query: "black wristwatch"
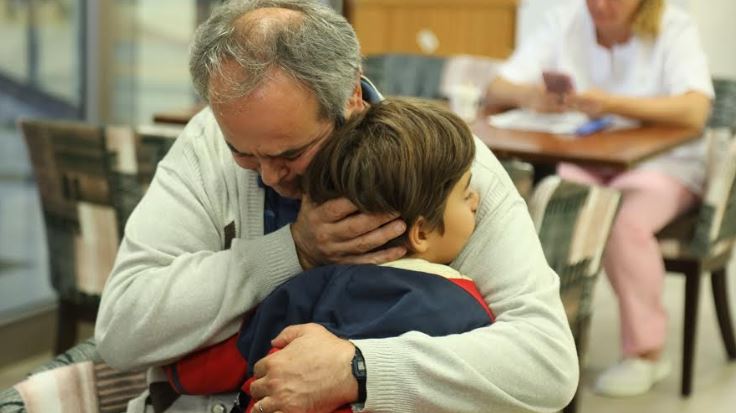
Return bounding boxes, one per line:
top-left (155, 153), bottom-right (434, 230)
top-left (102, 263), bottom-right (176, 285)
top-left (351, 347), bottom-right (367, 403)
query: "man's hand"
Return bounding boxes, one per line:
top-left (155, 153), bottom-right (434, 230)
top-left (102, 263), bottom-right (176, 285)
top-left (250, 324), bottom-right (358, 413)
top-left (291, 196), bottom-right (407, 270)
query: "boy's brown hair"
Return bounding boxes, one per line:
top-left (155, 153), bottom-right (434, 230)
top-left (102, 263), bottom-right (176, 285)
top-left (303, 97), bottom-right (476, 247)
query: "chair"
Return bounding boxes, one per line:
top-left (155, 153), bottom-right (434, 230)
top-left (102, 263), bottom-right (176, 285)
top-left (656, 128), bottom-right (736, 396)
top-left (708, 78), bottom-right (736, 130)
top-left (527, 176), bottom-right (622, 413)
top-left (362, 53), bottom-right (503, 102)
top-left (0, 339), bottom-right (147, 413)
top-left (19, 120), bottom-right (179, 354)
top-left (362, 53), bottom-right (447, 99)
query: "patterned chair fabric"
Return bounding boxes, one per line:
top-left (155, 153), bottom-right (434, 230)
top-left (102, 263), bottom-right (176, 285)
top-left (2, 121), bottom-right (179, 412)
top-left (659, 129), bottom-right (736, 258)
top-left (362, 54), bottom-right (447, 99)
top-left (362, 53), bottom-right (503, 102)
top-left (655, 127), bottom-right (736, 396)
top-left (19, 120), bottom-right (180, 354)
top-left (0, 340), bottom-right (147, 413)
top-left (708, 78), bottom-right (736, 131)
top-left (527, 176), bottom-right (621, 413)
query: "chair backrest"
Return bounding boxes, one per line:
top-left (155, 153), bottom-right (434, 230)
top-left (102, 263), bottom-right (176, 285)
top-left (19, 120), bottom-right (179, 303)
top-left (528, 176), bottom-right (621, 343)
top-left (708, 78), bottom-right (736, 131)
top-left (362, 53), bottom-right (503, 101)
top-left (362, 53), bottom-right (447, 99)
top-left (111, 124), bottom-right (180, 227)
top-left (21, 120), bottom-right (118, 301)
top-left (529, 176), bottom-right (621, 278)
top-left (689, 128), bottom-right (736, 256)
top-left (135, 124), bottom-right (179, 187)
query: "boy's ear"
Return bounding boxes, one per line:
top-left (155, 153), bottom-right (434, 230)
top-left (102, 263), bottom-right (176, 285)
top-left (407, 216), bottom-right (431, 254)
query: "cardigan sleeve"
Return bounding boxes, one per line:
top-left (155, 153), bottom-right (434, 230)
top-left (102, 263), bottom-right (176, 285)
top-left (352, 139), bottom-right (579, 412)
top-left (95, 111), bottom-right (303, 370)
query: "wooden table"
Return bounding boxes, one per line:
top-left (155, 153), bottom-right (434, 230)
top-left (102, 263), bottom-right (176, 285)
top-left (153, 105), bottom-right (204, 125)
top-left (471, 118), bottom-right (702, 170)
top-left (155, 106), bottom-right (702, 171)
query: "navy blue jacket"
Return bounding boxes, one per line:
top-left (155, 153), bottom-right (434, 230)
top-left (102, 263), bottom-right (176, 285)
top-left (166, 264), bottom-right (493, 412)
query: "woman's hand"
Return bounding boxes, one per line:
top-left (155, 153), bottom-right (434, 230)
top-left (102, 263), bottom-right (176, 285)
top-left (571, 89), bottom-right (613, 118)
top-left (523, 85), bottom-right (572, 113)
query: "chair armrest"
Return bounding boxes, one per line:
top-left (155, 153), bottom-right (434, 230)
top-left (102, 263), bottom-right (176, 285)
top-left (1, 339), bottom-right (146, 413)
top-left (0, 387), bottom-right (24, 413)
top-left (29, 338), bottom-right (99, 376)
top-left (0, 339), bottom-right (100, 412)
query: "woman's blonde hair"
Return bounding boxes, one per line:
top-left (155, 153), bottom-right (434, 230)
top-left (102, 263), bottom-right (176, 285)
top-left (632, 0), bottom-right (665, 39)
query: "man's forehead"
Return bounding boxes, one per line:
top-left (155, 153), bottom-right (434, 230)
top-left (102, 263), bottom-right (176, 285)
top-left (210, 66), bottom-right (320, 117)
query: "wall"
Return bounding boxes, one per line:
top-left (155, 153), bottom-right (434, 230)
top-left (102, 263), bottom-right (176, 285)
top-left (687, 0), bottom-right (736, 78)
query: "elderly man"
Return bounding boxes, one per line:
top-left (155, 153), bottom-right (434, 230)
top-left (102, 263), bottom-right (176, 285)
top-left (95, 1), bottom-right (578, 412)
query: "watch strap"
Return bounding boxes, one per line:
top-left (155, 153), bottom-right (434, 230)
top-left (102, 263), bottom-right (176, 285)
top-left (351, 347), bottom-right (367, 403)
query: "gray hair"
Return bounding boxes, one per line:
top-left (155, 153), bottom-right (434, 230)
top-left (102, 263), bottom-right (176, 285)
top-left (189, 0), bottom-right (361, 121)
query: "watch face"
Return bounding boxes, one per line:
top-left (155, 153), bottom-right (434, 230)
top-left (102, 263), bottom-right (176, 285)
top-left (352, 348), bottom-right (368, 403)
top-left (352, 351), bottom-right (367, 378)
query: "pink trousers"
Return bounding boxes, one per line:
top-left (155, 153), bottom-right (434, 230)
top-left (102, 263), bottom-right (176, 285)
top-left (557, 163), bottom-right (698, 356)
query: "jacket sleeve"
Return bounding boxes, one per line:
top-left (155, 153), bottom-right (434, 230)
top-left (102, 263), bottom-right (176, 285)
top-left (95, 112), bottom-right (303, 370)
top-left (352, 139), bottom-right (579, 412)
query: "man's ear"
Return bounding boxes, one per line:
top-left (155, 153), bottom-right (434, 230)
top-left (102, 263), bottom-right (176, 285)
top-left (345, 78), bottom-right (364, 114)
top-left (407, 217), bottom-right (431, 254)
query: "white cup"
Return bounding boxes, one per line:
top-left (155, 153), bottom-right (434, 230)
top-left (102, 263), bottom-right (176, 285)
top-left (448, 84), bottom-right (482, 122)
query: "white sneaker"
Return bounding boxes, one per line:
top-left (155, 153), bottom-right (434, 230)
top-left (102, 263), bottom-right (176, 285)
top-left (594, 357), bottom-right (671, 397)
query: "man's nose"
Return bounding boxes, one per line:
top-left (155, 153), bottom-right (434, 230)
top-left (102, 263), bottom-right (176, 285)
top-left (260, 159), bottom-right (287, 186)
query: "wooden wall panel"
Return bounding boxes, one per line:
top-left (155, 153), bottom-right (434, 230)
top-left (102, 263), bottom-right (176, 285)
top-left (351, 0), bottom-right (517, 59)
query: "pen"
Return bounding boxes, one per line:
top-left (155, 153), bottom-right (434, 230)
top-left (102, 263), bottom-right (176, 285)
top-left (575, 117), bottom-right (614, 136)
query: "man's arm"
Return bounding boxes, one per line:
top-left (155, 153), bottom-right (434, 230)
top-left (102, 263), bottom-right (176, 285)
top-left (351, 140), bottom-right (578, 411)
top-left (95, 112), bottom-right (302, 370)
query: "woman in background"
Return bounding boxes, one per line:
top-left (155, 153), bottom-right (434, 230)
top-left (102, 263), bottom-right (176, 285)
top-left (485, 0), bottom-right (713, 397)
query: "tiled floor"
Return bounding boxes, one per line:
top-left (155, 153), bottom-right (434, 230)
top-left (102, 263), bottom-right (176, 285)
top-left (581, 261), bottom-right (736, 413)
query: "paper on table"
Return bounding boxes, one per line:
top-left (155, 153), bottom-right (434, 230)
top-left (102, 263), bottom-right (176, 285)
top-left (488, 109), bottom-right (639, 137)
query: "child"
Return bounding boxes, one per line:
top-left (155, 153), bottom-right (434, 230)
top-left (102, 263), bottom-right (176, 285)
top-left (164, 98), bottom-right (492, 412)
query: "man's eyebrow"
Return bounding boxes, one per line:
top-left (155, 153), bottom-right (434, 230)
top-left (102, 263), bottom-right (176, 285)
top-left (225, 140), bottom-right (249, 156)
top-left (224, 139), bottom-right (314, 159)
top-left (275, 139), bottom-right (316, 158)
